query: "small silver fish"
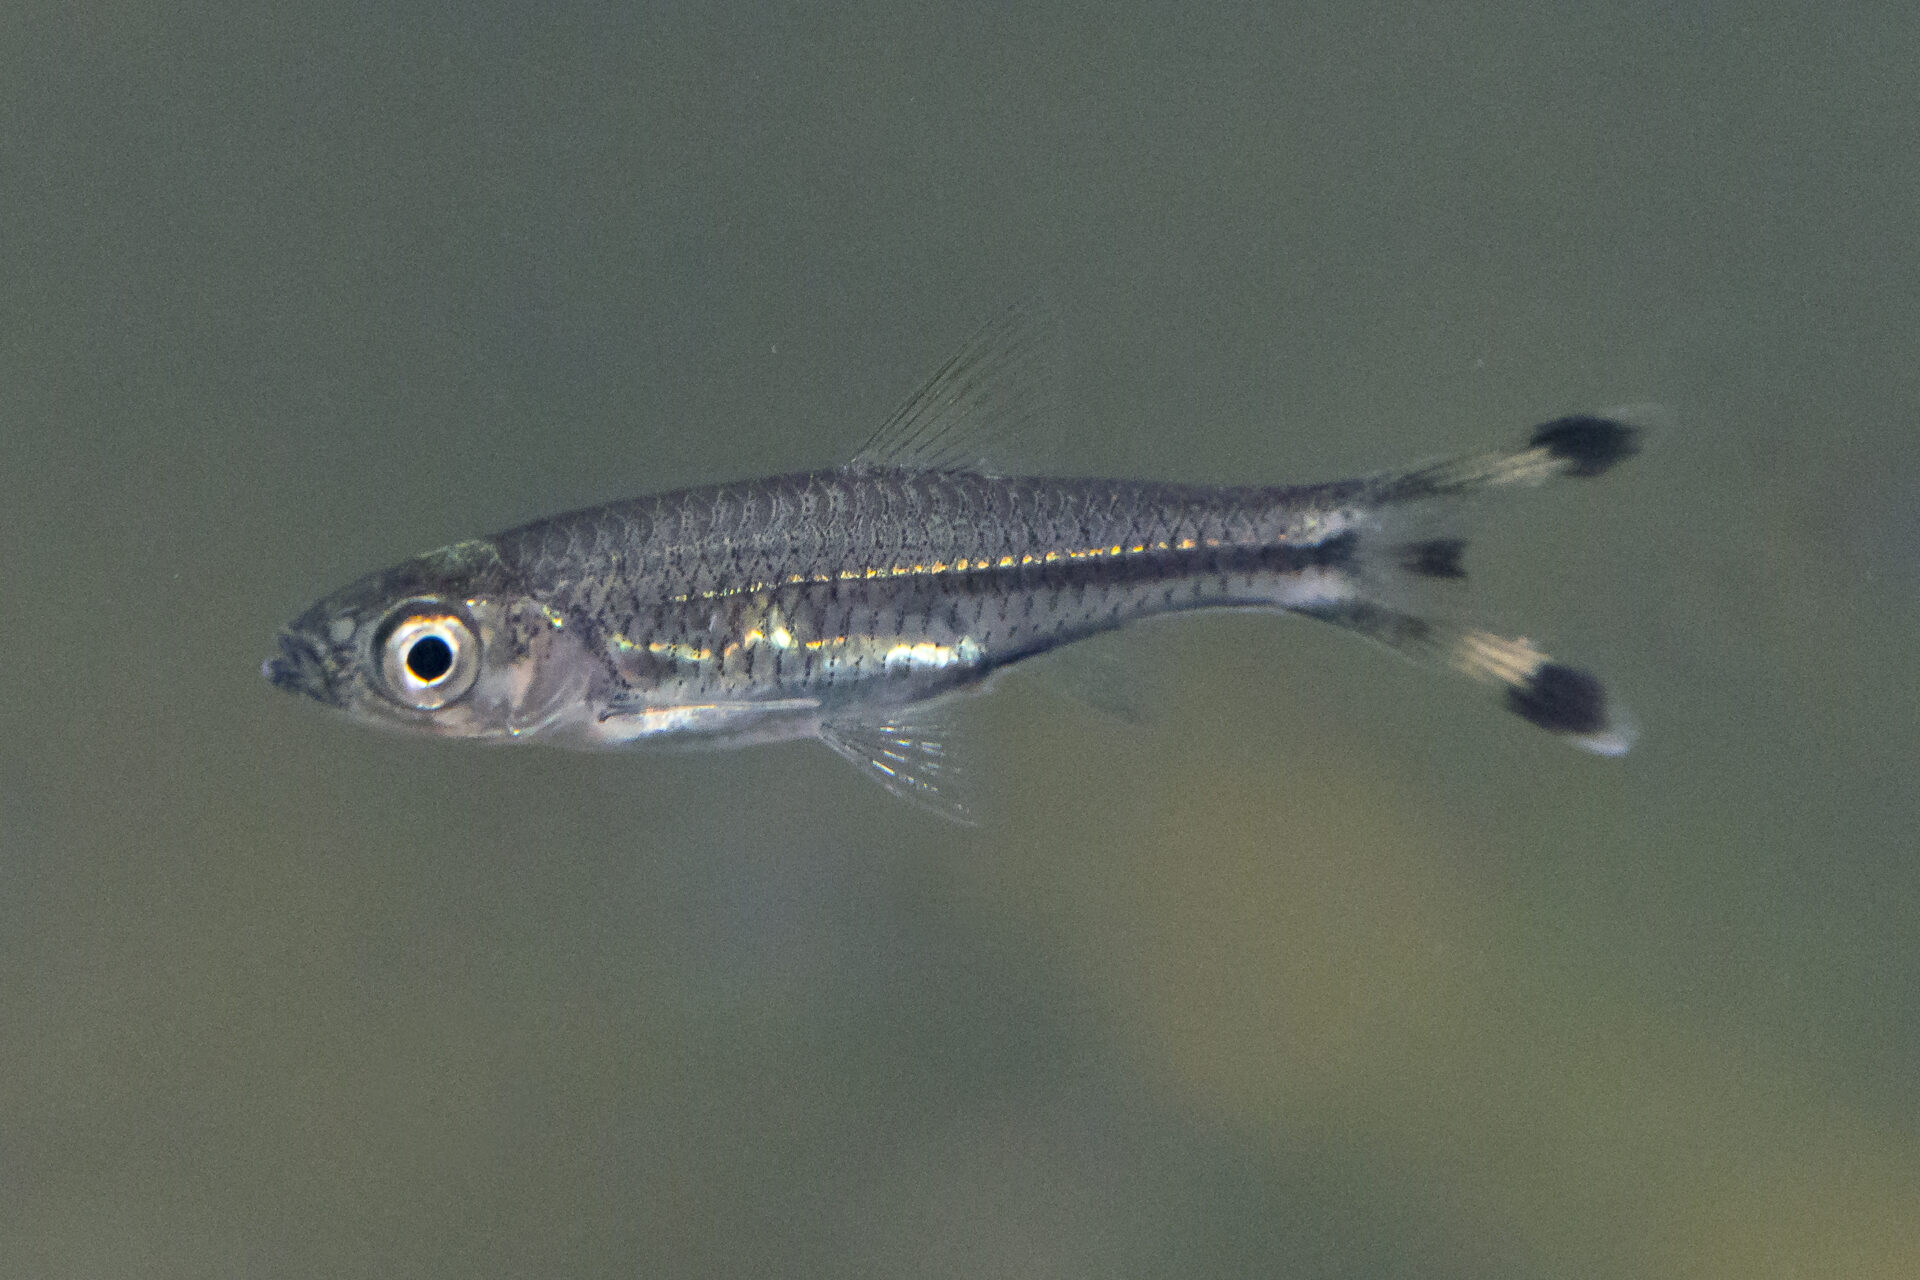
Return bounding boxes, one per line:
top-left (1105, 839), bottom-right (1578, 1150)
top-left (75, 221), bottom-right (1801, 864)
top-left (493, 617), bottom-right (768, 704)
top-left (265, 313), bottom-right (1638, 820)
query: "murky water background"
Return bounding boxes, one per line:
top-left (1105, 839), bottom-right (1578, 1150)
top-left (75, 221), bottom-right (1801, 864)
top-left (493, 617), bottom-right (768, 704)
top-left (5, 4), bottom-right (1918, 1277)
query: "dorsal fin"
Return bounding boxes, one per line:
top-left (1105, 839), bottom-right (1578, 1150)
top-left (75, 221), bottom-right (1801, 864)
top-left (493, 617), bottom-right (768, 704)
top-left (848, 303), bottom-right (1056, 476)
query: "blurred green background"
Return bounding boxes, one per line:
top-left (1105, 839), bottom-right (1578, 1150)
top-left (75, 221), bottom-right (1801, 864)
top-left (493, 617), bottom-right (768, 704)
top-left (4, 3), bottom-right (1917, 1277)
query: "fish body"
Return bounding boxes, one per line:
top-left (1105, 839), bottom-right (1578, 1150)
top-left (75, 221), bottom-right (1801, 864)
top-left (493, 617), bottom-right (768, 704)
top-left (267, 315), bottom-right (1639, 818)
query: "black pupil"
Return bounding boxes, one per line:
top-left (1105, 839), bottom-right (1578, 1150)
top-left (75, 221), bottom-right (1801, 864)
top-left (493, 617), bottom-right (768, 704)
top-left (406, 635), bottom-right (455, 682)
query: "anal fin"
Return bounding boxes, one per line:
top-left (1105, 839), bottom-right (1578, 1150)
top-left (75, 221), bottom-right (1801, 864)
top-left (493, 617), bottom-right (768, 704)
top-left (1022, 629), bottom-right (1158, 725)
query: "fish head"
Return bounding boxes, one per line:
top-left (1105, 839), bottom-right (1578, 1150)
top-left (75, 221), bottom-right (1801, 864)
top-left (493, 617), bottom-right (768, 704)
top-left (264, 539), bottom-right (602, 742)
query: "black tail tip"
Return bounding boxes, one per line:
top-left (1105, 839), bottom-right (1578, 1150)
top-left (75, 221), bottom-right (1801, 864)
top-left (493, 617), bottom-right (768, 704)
top-left (1505, 662), bottom-right (1636, 755)
top-left (1399, 537), bottom-right (1468, 580)
top-left (1529, 415), bottom-right (1640, 478)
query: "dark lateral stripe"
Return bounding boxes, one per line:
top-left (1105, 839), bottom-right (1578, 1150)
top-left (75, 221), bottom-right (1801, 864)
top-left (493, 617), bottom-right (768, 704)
top-left (662, 527), bottom-right (1360, 606)
top-left (964, 527), bottom-right (1360, 590)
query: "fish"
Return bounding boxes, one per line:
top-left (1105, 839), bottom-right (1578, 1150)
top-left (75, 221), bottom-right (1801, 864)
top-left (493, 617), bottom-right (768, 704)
top-left (265, 311), bottom-right (1640, 821)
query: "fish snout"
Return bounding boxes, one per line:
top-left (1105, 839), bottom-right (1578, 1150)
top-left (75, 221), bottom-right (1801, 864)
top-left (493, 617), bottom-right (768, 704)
top-left (263, 631), bottom-right (330, 700)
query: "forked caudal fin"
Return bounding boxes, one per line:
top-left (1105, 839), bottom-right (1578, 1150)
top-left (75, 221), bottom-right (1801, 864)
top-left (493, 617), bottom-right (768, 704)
top-left (1300, 414), bottom-right (1641, 755)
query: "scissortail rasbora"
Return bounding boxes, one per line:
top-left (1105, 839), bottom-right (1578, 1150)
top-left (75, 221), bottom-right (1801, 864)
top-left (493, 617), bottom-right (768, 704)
top-left (266, 311), bottom-right (1639, 821)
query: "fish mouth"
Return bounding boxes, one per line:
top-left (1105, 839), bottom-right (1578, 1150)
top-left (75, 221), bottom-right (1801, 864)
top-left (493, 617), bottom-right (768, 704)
top-left (263, 631), bottom-right (333, 702)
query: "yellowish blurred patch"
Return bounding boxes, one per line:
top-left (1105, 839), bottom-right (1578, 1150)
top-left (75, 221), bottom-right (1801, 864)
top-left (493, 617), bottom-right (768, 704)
top-left (987, 698), bottom-right (1920, 1280)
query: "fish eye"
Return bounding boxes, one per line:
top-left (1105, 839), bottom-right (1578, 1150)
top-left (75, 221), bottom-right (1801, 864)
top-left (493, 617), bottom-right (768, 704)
top-left (378, 609), bottom-right (479, 710)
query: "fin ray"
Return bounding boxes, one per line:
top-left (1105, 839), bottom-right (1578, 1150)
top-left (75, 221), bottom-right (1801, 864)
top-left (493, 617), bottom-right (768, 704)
top-left (819, 718), bottom-right (977, 824)
top-left (848, 302), bottom-right (1057, 476)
